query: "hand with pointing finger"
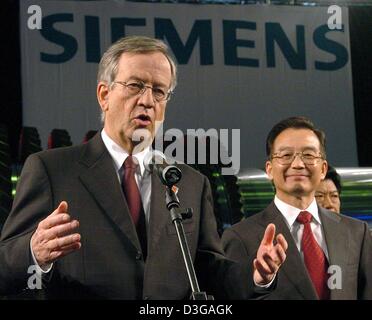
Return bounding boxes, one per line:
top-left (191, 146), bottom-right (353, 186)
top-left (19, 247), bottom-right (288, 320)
top-left (253, 223), bottom-right (288, 286)
top-left (31, 201), bottom-right (81, 269)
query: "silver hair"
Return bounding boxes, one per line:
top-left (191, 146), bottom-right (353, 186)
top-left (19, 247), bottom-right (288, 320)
top-left (98, 36), bottom-right (177, 123)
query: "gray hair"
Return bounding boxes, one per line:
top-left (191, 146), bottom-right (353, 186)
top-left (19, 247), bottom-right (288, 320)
top-left (98, 36), bottom-right (178, 122)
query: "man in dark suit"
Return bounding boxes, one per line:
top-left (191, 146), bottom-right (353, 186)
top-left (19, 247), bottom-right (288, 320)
top-left (0, 36), bottom-right (240, 299)
top-left (222, 117), bottom-right (372, 299)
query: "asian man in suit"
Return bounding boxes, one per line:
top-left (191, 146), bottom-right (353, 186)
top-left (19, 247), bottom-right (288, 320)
top-left (222, 116), bottom-right (372, 300)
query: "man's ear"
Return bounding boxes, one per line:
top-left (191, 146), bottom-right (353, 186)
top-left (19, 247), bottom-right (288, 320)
top-left (266, 160), bottom-right (273, 181)
top-left (97, 82), bottom-right (110, 112)
top-left (320, 160), bottom-right (328, 180)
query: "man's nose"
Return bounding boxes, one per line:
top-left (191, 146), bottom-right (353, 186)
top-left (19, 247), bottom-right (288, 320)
top-left (138, 87), bottom-right (155, 108)
top-left (291, 154), bottom-right (305, 168)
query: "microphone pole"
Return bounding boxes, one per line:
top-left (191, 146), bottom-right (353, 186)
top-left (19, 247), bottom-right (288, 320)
top-left (165, 185), bottom-right (212, 300)
top-left (145, 151), bottom-right (212, 300)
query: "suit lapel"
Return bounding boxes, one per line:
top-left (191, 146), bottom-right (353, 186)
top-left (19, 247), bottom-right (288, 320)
top-left (78, 133), bottom-right (142, 252)
top-left (261, 202), bottom-right (318, 299)
top-left (319, 207), bottom-right (348, 300)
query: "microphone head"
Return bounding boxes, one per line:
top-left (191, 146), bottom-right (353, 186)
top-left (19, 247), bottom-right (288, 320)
top-left (144, 150), bottom-right (182, 186)
top-left (162, 166), bottom-right (182, 186)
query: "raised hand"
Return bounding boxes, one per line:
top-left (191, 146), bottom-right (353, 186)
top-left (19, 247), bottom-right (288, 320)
top-left (31, 201), bottom-right (81, 268)
top-left (253, 223), bottom-right (288, 285)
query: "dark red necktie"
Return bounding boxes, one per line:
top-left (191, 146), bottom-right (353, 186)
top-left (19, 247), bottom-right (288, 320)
top-left (296, 211), bottom-right (330, 300)
top-left (122, 155), bottom-right (147, 259)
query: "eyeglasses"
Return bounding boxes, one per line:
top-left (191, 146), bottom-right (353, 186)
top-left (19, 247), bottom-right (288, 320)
top-left (271, 151), bottom-right (323, 165)
top-left (113, 81), bottom-right (172, 102)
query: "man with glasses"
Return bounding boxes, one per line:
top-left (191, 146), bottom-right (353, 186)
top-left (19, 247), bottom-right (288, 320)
top-left (222, 117), bottom-right (372, 299)
top-left (0, 36), bottom-right (240, 299)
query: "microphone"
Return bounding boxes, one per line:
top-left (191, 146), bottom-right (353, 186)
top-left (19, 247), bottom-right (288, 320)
top-left (144, 150), bottom-right (182, 186)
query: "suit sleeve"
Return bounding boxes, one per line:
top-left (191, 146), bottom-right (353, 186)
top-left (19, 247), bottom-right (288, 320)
top-left (222, 226), bottom-right (276, 299)
top-left (358, 222), bottom-right (372, 299)
top-left (0, 153), bottom-right (54, 295)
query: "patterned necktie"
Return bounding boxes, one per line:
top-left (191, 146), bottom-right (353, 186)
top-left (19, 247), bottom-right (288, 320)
top-left (296, 211), bottom-right (330, 300)
top-left (122, 155), bottom-right (147, 259)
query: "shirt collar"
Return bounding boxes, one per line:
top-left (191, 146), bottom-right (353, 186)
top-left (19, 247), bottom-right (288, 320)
top-left (274, 195), bottom-right (321, 228)
top-left (101, 129), bottom-right (150, 176)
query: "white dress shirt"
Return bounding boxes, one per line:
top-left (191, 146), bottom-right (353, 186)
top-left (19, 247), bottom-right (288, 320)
top-left (274, 195), bottom-right (329, 260)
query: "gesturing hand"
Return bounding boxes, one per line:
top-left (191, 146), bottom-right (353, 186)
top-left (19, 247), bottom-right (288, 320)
top-left (253, 223), bottom-right (288, 285)
top-left (31, 201), bottom-right (81, 268)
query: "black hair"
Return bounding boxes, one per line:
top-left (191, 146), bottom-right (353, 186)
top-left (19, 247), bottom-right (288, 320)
top-left (266, 116), bottom-right (326, 159)
top-left (325, 165), bottom-right (342, 194)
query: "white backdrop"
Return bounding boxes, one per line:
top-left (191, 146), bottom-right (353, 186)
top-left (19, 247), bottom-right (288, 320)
top-left (20, 1), bottom-right (357, 171)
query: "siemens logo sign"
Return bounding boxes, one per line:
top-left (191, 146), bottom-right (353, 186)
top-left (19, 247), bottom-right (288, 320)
top-left (39, 14), bottom-right (348, 71)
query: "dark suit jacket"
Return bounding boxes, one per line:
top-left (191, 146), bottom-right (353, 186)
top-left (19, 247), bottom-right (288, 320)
top-left (222, 201), bottom-right (372, 300)
top-left (0, 133), bottom-right (238, 299)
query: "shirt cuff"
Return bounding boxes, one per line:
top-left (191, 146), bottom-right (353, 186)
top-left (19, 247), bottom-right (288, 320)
top-left (30, 240), bottom-right (53, 273)
top-left (254, 272), bottom-right (276, 288)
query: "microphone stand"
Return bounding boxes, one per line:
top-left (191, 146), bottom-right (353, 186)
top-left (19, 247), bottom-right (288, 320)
top-left (165, 186), bottom-right (213, 300)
